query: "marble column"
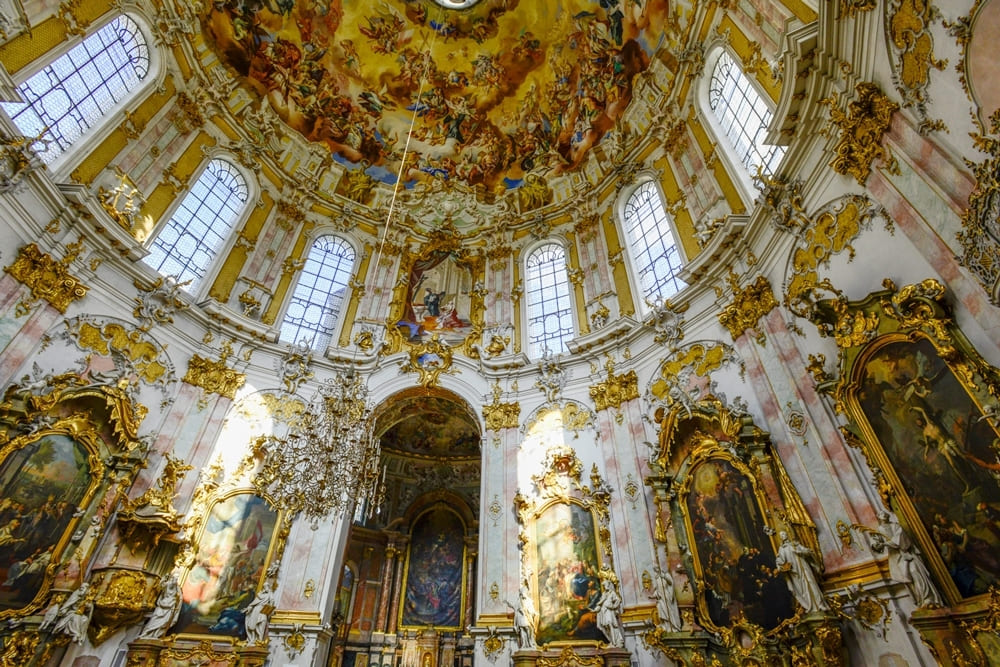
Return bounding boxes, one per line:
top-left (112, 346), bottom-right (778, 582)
top-left (387, 537), bottom-right (409, 634)
top-left (375, 535), bottom-right (400, 633)
top-left (463, 538), bottom-right (477, 629)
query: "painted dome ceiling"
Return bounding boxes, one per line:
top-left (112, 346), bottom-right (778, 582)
top-left (375, 392), bottom-right (480, 459)
top-left (201, 0), bottom-right (672, 196)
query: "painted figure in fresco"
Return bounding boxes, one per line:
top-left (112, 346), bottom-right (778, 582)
top-left (513, 581), bottom-right (537, 649)
top-left (652, 565), bottom-right (681, 631)
top-left (140, 574), bottom-right (182, 639)
top-left (871, 511), bottom-right (942, 608)
top-left (595, 578), bottom-right (624, 647)
top-left (423, 287), bottom-right (445, 317)
top-left (775, 532), bottom-right (828, 614)
top-left (244, 584), bottom-right (275, 644)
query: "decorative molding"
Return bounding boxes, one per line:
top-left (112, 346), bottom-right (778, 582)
top-left (957, 111), bottom-right (1000, 304)
top-left (821, 83), bottom-right (899, 185)
top-left (183, 347), bottom-right (246, 400)
top-left (885, 0), bottom-right (947, 134)
top-left (133, 275), bottom-right (190, 332)
top-left (718, 274), bottom-right (777, 343)
top-left (588, 358), bottom-right (639, 412)
top-left (4, 243), bottom-right (89, 314)
top-left (398, 334), bottom-right (455, 388)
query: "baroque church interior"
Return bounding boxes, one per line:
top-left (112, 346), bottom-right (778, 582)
top-left (0, 0), bottom-right (998, 665)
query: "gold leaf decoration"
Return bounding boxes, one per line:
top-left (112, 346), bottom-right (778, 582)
top-left (718, 275), bottom-right (778, 343)
top-left (4, 243), bottom-right (88, 314)
top-left (183, 354), bottom-right (246, 400)
top-left (822, 83), bottom-right (899, 185)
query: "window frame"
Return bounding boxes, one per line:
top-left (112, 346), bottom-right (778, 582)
top-left (698, 44), bottom-right (785, 203)
top-left (614, 172), bottom-right (688, 314)
top-left (2, 11), bottom-right (162, 178)
top-left (522, 239), bottom-right (576, 359)
top-left (140, 154), bottom-right (256, 300)
top-left (277, 231), bottom-right (359, 353)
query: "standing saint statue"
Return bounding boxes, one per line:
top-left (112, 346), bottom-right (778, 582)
top-left (140, 574), bottom-right (182, 639)
top-left (596, 578), bottom-right (624, 648)
top-left (652, 566), bottom-right (681, 631)
top-left (775, 531), bottom-right (828, 614)
top-left (244, 584), bottom-right (276, 645)
top-left (870, 510), bottom-right (943, 608)
top-left (511, 581), bottom-right (537, 649)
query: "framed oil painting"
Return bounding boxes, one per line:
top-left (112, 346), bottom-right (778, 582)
top-left (682, 457), bottom-right (794, 630)
top-left (174, 492), bottom-right (281, 638)
top-left (852, 336), bottom-right (1000, 598)
top-left (533, 500), bottom-right (605, 645)
top-left (399, 506), bottom-right (466, 629)
top-left (513, 446), bottom-right (618, 648)
top-left (0, 432), bottom-right (96, 614)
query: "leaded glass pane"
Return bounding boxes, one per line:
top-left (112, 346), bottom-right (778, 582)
top-left (526, 244), bottom-right (574, 358)
top-left (279, 235), bottom-right (356, 350)
top-left (708, 51), bottom-right (785, 175)
top-left (623, 181), bottom-right (685, 303)
top-left (2, 15), bottom-right (149, 164)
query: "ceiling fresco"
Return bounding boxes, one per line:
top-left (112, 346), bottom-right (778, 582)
top-left (202, 0), bottom-right (672, 194)
top-left (375, 393), bottom-right (480, 458)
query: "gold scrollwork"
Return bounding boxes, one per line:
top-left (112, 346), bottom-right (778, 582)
top-left (536, 647), bottom-right (603, 667)
top-left (717, 274), bottom-right (778, 344)
top-left (4, 243), bottom-right (89, 315)
top-left (588, 358), bottom-right (639, 412)
top-left (399, 334), bottom-right (456, 388)
top-left (821, 82), bottom-right (899, 185)
top-left (956, 110), bottom-right (1000, 305)
top-left (89, 568), bottom-right (160, 645)
top-left (183, 353), bottom-right (246, 400)
top-left (886, 0), bottom-right (947, 133)
top-left (483, 401), bottom-right (520, 432)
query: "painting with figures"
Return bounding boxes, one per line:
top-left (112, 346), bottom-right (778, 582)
top-left (397, 251), bottom-right (475, 345)
top-left (533, 500), bottom-right (605, 645)
top-left (0, 433), bottom-right (91, 612)
top-left (175, 493), bottom-right (278, 638)
top-left (858, 338), bottom-right (1000, 597)
top-left (400, 507), bottom-right (465, 628)
top-left (685, 457), bottom-right (794, 630)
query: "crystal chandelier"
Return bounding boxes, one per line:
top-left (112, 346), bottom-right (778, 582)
top-left (252, 370), bottom-right (383, 526)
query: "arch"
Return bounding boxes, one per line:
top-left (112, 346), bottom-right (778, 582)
top-left (141, 157), bottom-right (252, 294)
top-left (699, 45), bottom-right (786, 199)
top-left (523, 241), bottom-right (575, 358)
top-left (616, 176), bottom-right (687, 309)
top-left (278, 233), bottom-right (357, 351)
top-left (1, 13), bottom-right (156, 170)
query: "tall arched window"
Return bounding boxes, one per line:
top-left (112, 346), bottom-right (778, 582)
top-left (279, 234), bottom-right (356, 350)
top-left (142, 158), bottom-right (249, 290)
top-left (623, 181), bottom-right (685, 303)
top-left (708, 50), bottom-right (785, 175)
top-left (1, 15), bottom-right (150, 164)
top-left (525, 243), bottom-right (574, 358)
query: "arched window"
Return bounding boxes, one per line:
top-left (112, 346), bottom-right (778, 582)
top-left (279, 235), bottom-right (356, 350)
top-left (1, 15), bottom-right (150, 164)
top-left (623, 181), bottom-right (685, 302)
top-left (142, 158), bottom-right (249, 290)
top-left (708, 50), bottom-right (785, 175)
top-left (525, 243), bottom-right (574, 358)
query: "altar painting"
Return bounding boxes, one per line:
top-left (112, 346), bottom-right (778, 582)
top-left (400, 507), bottom-right (465, 628)
top-left (685, 458), bottom-right (793, 630)
top-left (533, 500), bottom-right (603, 645)
top-left (396, 251), bottom-right (474, 345)
top-left (175, 493), bottom-right (279, 637)
top-left (0, 433), bottom-right (90, 612)
top-left (857, 337), bottom-right (1000, 597)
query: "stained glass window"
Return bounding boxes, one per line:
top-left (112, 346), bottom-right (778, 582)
top-left (708, 51), bottom-right (785, 175)
top-left (525, 243), bottom-right (574, 358)
top-left (143, 159), bottom-right (248, 290)
top-left (2, 15), bottom-right (149, 164)
top-left (279, 235), bottom-right (356, 350)
top-left (623, 181), bottom-right (685, 303)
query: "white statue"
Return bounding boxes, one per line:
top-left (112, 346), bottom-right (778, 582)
top-left (596, 579), bottom-right (624, 648)
top-left (140, 574), bottom-right (181, 639)
top-left (871, 511), bottom-right (942, 608)
top-left (38, 593), bottom-right (66, 632)
top-left (512, 581), bottom-right (537, 649)
top-left (244, 584), bottom-right (276, 645)
top-left (775, 531), bottom-right (828, 614)
top-left (652, 566), bottom-right (681, 631)
top-left (51, 583), bottom-right (93, 644)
